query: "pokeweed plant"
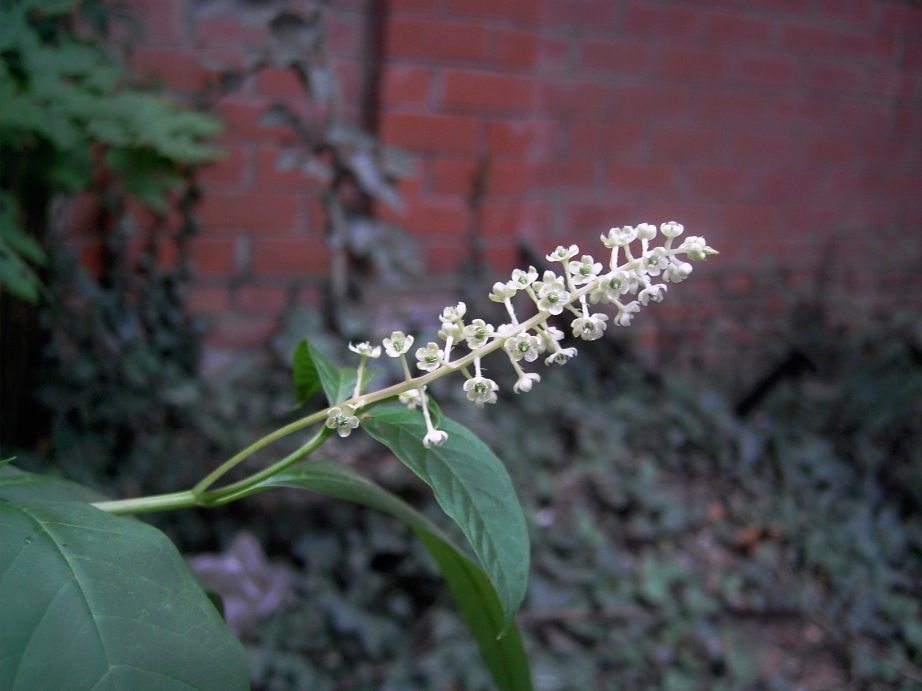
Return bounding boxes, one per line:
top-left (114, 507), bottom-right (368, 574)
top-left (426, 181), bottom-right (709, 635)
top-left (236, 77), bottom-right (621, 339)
top-left (0, 224), bottom-right (715, 690)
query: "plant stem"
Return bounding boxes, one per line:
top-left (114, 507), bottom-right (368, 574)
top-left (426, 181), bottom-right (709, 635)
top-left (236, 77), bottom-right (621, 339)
top-left (93, 490), bottom-right (199, 515)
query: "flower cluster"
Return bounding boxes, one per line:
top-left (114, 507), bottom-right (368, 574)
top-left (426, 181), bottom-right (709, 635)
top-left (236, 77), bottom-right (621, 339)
top-left (327, 222), bottom-right (715, 448)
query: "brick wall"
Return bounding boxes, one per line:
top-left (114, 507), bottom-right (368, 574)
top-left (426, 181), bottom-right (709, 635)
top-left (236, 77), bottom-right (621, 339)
top-left (107, 0), bottom-right (921, 349)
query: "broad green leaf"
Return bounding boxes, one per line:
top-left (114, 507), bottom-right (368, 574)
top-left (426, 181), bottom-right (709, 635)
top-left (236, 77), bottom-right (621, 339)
top-left (255, 459), bottom-right (533, 691)
top-left (0, 466), bottom-right (107, 504)
top-left (308, 339), bottom-right (382, 404)
top-left (361, 406), bottom-right (530, 634)
top-left (292, 338), bottom-right (322, 403)
top-left (0, 498), bottom-right (249, 691)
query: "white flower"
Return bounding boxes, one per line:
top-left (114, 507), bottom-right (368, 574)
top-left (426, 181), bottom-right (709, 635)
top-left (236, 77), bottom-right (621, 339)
top-left (504, 334), bottom-right (541, 362)
top-left (383, 331), bottom-right (414, 357)
top-left (438, 321), bottom-right (463, 340)
top-left (488, 281), bottom-right (516, 302)
top-left (398, 389), bottom-right (422, 410)
top-left (545, 347), bottom-right (577, 366)
top-left (546, 244), bottom-right (579, 262)
top-left (423, 429), bottom-right (449, 448)
top-left (589, 271), bottom-right (632, 304)
top-left (638, 283), bottom-right (667, 305)
top-left (568, 255), bottom-right (603, 285)
top-left (349, 342), bottom-right (382, 358)
top-left (662, 259), bottom-right (692, 283)
top-left (636, 223), bottom-right (657, 240)
top-left (510, 266), bottom-right (538, 289)
top-left (325, 405), bottom-right (360, 437)
top-left (614, 301), bottom-right (641, 326)
top-left (533, 270), bottom-right (565, 296)
top-left (463, 319), bottom-right (495, 348)
top-left (641, 247), bottom-right (668, 276)
top-left (572, 313), bottom-right (609, 341)
top-left (416, 342), bottom-right (444, 372)
top-left (514, 372), bottom-right (541, 393)
top-left (538, 325), bottom-right (565, 351)
top-left (440, 302), bottom-right (466, 323)
top-left (679, 236), bottom-right (716, 262)
top-left (463, 376), bottom-right (499, 407)
top-left (601, 226), bottom-right (637, 248)
top-left (660, 221), bottom-right (684, 238)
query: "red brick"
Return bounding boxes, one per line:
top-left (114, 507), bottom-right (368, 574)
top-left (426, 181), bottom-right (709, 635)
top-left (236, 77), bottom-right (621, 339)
top-left (749, 0), bottom-right (809, 10)
top-left (702, 13), bottom-right (772, 45)
top-left (624, 2), bottom-right (698, 39)
top-left (656, 47), bottom-right (725, 81)
top-left (780, 24), bottom-right (841, 54)
top-left (127, 0), bottom-right (182, 44)
top-left (205, 314), bottom-right (278, 349)
top-left (879, 4), bottom-right (922, 35)
top-left (804, 136), bottom-right (856, 165)
top-left (131, 48), bottom-right (209, 91)
top-left (385, 17), bottom-right (487, 62)
top-left (578, 39), bottom-right (650, 74)
top-left (536, 35), bottom-right (569, 73)
top-left (638, 202), bottom-right (711, 232)
top-left (446, 0), bottom-right (539, 23)
top-left (758, 170), bottom-right (822, 202)
top-left (236, 285), bottom-right (289, 313)
top-left (816, 0), bottom-right (874, 24)
top-left (381, 66), bottom-right (432, 107)
top-left (200, 192), bottom-right (300, 232)
top-left (327, 12), bottom-right (364, 57)
top-left (390, 0), bottom-right (437, 9)
top-left (730, 132), bottom-right (796, 165)
top-left (425, 243), bottom-right (466, 272)
top-left (718, 204), bottom-right (780, 233)
top-left (613, 85), bottom-right (689, 119)
top-left (539, 78), bottom-right (609, 116)
top-left (773, 96), bottom-right (834, 126)
top-left (200, 145), bottom-right (247, 186)
top-left (487, 119), bottom-right (559, 157)
top-left (687, 167), bottom-right (750, 199)
top-left (254, 145), bottom-right (331, 188)
top-left (694, 89), bottom-right (766, 121)
top-left (187, 286), bottom-right (230, 314)
top-left (566, 202), bottom-right (635, 235)
top-left (651, 128), bottom-right (720, 161)
top-left (489, 161), bottom-right (529, 195)
top-left (189, 238), bottom-right (238, 275)
top-left (252, 238), bottom-right (331, 275)
top-left (841, 33), bottom-right (898, 62)
top-left (529, 160), bottom-right (596, 188)
top-left (481, 242), bottom-right (520, 274)
top-left (835, 103), bottom-right (889, 132)
top-left (544, 0), bottom-right (618, 31)
top-left (257, 68), bottom-right (304, 98)
top-left (217, 98), bottom-right (301, 143)
top-left (480, 203), bottom-right (522, 237)
top-left (570, 120), bottom-right (645, 156)
top-left (736, 54), bottom-right (799, 87)
top-left (905, 42), bottom-right (922, 70)
top-left (195, 17), bottom-right (267, 48)
top-left (443, 70), bottom-right (536, 113)
top-left (431, 158), bottom-right (479, 195)
top-left (808, 63), bottom-right (864, 93)
top-left (607, 163), bottom-right (677, 195)
top-left (381, 112), bottom-right (480, 154)
top-left (405, 201), bottom-right (468, 236)
top-left (495, 29), bottom-right (539, 68)
top-left (783, 204), bottom-right (840, 232)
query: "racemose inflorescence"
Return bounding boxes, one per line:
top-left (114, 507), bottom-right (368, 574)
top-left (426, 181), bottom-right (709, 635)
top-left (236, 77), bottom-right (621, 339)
top-left (327, 222), bottom-right (717, 447)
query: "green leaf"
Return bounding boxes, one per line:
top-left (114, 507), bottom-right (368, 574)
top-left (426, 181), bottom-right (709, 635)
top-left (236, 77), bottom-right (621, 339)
top-left (0, 498), bottom-right (249, 691)
top-left (292, 338), bottom-right (322, 404)
top-left (255, 459), bottom-right (533, 691)
top-left (0, 466), bottom-right (108, 504)
top-left (361, 406), bottom-right (530, 634)
top-left (307, 339), bottom-right (382, 404)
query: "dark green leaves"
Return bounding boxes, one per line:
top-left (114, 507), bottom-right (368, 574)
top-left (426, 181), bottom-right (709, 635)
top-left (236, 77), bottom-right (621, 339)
top-left (0, 472), bottom-right (249, 691)
top-left (292, 338), bottom-right (382, 405)
top-left (361, 406), bottom-right (530, 635)
top-left (256, 460), bottom-right (533, 691)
